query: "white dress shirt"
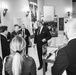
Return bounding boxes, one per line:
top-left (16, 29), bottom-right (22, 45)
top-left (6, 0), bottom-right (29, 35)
top-left (40, 26), bottom-right (43, 34)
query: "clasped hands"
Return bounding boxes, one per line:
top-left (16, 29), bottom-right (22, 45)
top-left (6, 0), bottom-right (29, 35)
top-left (42, 38), bottom-right (46, 42)
top-left (19, 34), bottom-right (27, 38)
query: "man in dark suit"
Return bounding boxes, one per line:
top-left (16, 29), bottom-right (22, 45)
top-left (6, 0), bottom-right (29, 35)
top-left (0, 26), bottom-right (10, 59)
top-left (11, 24), bottom-right (21, 41)
top-left (52, 19), bottom-right (76, 75)
top-left (34, 20), bottom-right (51, 70)
top-left (21, 24), bottom-right (30, 55)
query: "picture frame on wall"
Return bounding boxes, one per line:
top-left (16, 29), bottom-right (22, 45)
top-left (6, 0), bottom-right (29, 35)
top-left (29, 2), bottom-right (38, 35)
top-left (59, 17), bottom-right (64, 31)
top-left (29, 2), bottom-right (38, 22)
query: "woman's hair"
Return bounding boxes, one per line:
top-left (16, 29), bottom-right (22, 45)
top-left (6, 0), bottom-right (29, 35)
top-left (10, 36), bottom-right (26, 75)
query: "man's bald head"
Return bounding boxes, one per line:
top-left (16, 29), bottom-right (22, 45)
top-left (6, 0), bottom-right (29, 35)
top-left (64, 18), bottom-right (76, 40)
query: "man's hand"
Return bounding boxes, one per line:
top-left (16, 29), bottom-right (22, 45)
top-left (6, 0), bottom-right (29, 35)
top-left (24, 35), bottom-right (27, 38)
top-left (33, 44), bottom-right (36, 48)
top-left (19, 34), bottom-right (22, 37)
top-left (42, 38), bottom-right (46, 42)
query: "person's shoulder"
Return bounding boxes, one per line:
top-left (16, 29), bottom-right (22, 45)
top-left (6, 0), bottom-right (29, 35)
top-left (27, 56), bottom-right (35, 61)
top-left (0, 34), bottom-right (3, 37)
top-left (25, 28), bottom-right (29, 32)
top-left (43, 26), bottom-right (48, 30)
top-left (0, 34), bottom-right (6, 39)
top-left (4, 56), bottom-right (12, 67)
top-left (23, 55), bottom-right (35, 67)
top-left (24, 55), bottom-right (35, 62)
top-left (5, 55), bottom-right (12, 63)
top-left (35, 28), bottom-right (38, 32)
top-left (25, 28), bottom-right (27, 31)
top-left (35, 28), bottom-right (38, 30)
top-left (11, 31), bottom-right (15, 34)
top-left (58, 45), bottom-right (67, 55)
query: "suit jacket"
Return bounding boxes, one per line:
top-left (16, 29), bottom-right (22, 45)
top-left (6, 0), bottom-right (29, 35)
top-left (0, 34), bottom-right (10, 59)
top-left (21, 28), bottom-right (30, 45)
top-left (52, 39), bottom-right (76, 75)
top-left (5, 55), bottom-right (36, 75)
top-left (10, 30), bottom-right (21, 41)
top-left (34, 26), bottom-right (51, 48)
top-left (7, 32), bottom-right (11, 43)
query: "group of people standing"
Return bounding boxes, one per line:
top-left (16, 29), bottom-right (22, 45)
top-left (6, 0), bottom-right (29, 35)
top-left (0, 24), bottom-right (36, 75)
top-left (11, 24), bottom-right (30, 55)
top-left (0, 20), bottom-right (52, 75)
top-left (0, 24), bottom-right (30, 59)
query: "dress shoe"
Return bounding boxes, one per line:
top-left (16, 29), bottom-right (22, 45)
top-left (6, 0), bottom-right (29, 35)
top-left (38, 66), bottom-right (42, 70)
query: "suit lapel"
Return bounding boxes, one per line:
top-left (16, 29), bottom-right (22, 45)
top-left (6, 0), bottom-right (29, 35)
top-left (41, 27), bottom-right (44, 34)
top-left (37, 27), bottom-right (44, 35)
top-left (37, 28), bottom-right (39, 35)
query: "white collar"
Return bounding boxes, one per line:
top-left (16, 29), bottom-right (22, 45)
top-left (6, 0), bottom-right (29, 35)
top-left (40, 26), bottom-right (43, 33)
top-left (69, 37), bottom-right (76, 42)
top-left (0, 33), bottom-right (7, 38)
top-left (40, 25), bottom-right (43, 29)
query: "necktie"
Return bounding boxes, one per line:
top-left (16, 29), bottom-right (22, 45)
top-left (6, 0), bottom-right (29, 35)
top-left (38, 28), bottom-right (40, 35)
top-left (22, 29), bottom-right (25, 38)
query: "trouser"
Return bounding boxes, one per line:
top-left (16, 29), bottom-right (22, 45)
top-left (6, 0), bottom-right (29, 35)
top-left (37, 46), bottom-right (47, 69)
top-left (26, 44), bottom-right (28, 55)
top-left (37, 46), bottom-right (43, 67)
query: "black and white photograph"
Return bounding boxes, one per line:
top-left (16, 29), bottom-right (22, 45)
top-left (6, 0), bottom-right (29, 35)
top-left (0, 0), bottom-right (76, 75)
top-left (29, 2), bottom-right (38, 22)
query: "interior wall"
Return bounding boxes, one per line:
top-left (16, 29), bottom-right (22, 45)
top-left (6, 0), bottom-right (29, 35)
top-left (29, 0), bottom-right (37, 3)
top-left (37, 0), bottom-right (44, 20)
top-left (0, 0), bottom-right (4, 25)
top-left (0, 0), bottom-right (1, 12)
top-left (44, 0), bottom-right (72, 17)
top-left (0, 0), bottom-right (2, 25)
top-left (1, 0), bottom-right (72, 32)
top-left (0, 0), bottom-right (43, 33)
top-left (72, 2), bottom-right (76, 18)
top-left (2, 0), bottom-right (29, 32)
